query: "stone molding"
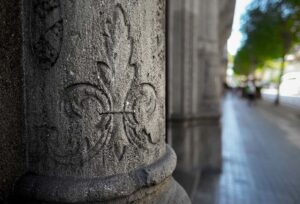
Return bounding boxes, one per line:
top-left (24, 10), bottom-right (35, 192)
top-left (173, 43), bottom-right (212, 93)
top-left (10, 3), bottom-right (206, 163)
top-left (15, 145), bottom-right (177, 203)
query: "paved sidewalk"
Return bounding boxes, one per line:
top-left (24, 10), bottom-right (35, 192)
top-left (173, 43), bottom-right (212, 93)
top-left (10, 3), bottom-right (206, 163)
top-left (194, 94), bottom-right (300, 204)
top-left (262, 91), bottom-right (300, 110)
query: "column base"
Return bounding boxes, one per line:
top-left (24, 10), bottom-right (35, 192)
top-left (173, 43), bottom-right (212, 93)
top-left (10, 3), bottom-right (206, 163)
top-left (13, 146), bottom-right (190, 204)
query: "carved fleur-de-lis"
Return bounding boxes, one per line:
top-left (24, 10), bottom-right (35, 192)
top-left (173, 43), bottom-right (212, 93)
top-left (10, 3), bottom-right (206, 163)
top-left (100, 5), bottom-right (135, 160)
top-left (45, 5), bottom-right (159, 165)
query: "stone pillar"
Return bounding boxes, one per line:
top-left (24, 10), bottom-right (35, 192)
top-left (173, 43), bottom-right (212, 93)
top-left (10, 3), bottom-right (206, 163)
top-left (219, 0), bottom-right (236, 85)
top-left (15, 0), bottom-right (190, 203)
top-left (194, 0), bottom-right (235, 172)
top-left (198, 0), bottom-right (236, 172)
top-left (168, 0), bottom-right (235, 198)
top-left (167, 0), bottom-right (202, 198)
top-left (196, 0), bottom-right (222, 172)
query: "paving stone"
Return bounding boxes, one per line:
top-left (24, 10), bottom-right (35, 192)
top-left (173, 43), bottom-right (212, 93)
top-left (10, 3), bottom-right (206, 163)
top-left (194, 94), bottom-right (300, 204)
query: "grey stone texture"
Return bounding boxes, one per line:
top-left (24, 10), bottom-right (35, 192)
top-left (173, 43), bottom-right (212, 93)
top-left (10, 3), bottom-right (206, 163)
top-left (0, 0), bottom-right (26, 202)
top-left (23, 0), bottom-right (165, 178)
top-left (13, 0), bottom-right (190, 203)
top-left (167, 0), bottom-right (235, 200)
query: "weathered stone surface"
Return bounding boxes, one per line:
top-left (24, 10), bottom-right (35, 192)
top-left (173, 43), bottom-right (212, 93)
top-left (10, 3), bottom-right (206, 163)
top-left (15, 146), bottom-right (177, 202)
top-left (23, 0), bottom-right (165, 177)
top-left (13, 177), bottom-right (189, 204)
top-left (15, 0), bottom-right (190, 203)
top-left (0, 0), bottom-right (25, 202)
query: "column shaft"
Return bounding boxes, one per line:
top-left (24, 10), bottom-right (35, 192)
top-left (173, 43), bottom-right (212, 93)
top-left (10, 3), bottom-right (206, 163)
top-left (15, 0), bottom-right (190, 203)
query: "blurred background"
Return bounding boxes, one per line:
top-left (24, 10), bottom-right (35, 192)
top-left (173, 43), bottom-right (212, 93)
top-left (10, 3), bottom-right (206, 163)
top-left (167, 0), bottom-right (300, 203)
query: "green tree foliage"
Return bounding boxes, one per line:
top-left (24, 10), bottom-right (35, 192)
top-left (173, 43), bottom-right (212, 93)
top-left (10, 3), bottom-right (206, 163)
top-left (233, 0), bottom-right (300, 104)
top-left (233, 45), bottom-right (253, 75)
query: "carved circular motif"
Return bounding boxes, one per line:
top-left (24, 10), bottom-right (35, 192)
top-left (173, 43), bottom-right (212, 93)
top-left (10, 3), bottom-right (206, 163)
top-left (123, 83), bottom-right (159, 148)
top-left (48, 84), bottom-right (113, 165)
top-left (131, 84), bottom-right (157, 123)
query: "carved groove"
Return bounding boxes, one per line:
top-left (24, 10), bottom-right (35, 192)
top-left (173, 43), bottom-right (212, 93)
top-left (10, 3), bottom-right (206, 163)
top-left (47, 83), bottom-right (113, 165)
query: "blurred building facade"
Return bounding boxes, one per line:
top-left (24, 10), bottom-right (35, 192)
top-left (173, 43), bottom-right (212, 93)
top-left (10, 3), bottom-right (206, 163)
top-left (167, 0), bottom-right (235, 199)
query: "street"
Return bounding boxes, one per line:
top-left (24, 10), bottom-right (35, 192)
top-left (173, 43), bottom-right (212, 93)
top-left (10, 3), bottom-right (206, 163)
top-left (194, 94), bottom-right (300, 204)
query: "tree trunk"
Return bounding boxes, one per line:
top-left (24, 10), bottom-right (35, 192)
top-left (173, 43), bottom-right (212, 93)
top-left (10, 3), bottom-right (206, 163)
top-left (274, 55), bottom-right (286, 105)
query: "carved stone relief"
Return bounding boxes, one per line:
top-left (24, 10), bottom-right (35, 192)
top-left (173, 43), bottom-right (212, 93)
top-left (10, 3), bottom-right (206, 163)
top-left (17, 0), bottom-right (192, 202)
top-left (32, 4), bottom-right (160, 165)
